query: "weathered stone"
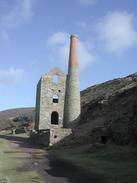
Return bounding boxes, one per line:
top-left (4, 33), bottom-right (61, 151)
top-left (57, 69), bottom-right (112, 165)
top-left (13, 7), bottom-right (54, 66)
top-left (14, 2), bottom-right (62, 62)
top-left (34, 35), bottom-right (81, 146)
top-left (64, 35), bottom-right (81, 127)
top-left (79, 73), bottom-right (137, 145)
top-left (35, 67), bottom-right (66, 130)
top-left (50, 128), bottom-right (72, 146)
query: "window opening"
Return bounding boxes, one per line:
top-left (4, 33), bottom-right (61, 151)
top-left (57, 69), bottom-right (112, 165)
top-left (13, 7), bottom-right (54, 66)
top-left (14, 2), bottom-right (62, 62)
top-left (52, 74), bottom-right (60, 83)
top-left (53, 94), bottom-right (59, 103)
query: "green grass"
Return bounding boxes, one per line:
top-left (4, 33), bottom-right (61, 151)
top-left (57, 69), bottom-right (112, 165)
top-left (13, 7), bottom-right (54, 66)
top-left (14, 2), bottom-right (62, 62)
top-left (0, 139), bottom-right (45, 183)
top-left (49, 144), bottom-right (137, 183)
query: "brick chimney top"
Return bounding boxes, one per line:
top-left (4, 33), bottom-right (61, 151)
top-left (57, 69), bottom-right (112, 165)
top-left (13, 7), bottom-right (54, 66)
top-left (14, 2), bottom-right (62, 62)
top-left (70, 34), bottom-right (78, 39)
top-left (69, 34), bottom-right (79, 66)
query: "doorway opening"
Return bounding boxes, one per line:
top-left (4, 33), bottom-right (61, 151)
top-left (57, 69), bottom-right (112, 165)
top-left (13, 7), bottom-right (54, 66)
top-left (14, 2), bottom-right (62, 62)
top-left (51, 111), bottom-right (59, 125)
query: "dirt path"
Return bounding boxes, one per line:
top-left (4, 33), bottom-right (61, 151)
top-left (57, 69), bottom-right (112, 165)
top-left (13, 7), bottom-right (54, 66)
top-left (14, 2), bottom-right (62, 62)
top-left (0, 135), bottom-right (91, 183)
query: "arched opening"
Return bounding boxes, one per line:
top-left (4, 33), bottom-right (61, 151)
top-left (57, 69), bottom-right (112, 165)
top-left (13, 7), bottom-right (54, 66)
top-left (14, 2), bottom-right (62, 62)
top-left (51, 111), bottom-right (59, 125)
top-left (52, 74), bottom-right (60, 83)
top-left (53, 94), bottom-right (59, 103)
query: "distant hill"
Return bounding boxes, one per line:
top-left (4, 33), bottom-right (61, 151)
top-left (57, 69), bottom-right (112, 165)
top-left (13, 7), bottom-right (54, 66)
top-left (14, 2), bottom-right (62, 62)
top-left (0, 108), bottom-right (35, 132)
top-left (0, 107), bottom-right (35, 120)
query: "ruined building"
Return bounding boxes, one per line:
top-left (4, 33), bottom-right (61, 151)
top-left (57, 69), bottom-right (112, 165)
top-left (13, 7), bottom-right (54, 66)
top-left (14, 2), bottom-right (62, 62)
top-left (34, 35), bottom-right (80, 145)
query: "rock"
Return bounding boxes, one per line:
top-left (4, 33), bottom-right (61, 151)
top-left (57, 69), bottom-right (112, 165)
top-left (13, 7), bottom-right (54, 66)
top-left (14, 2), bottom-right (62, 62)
top-left (79, 73), bottom-right (137, 145)
top-left (34, 162), bottom-right (38, 166)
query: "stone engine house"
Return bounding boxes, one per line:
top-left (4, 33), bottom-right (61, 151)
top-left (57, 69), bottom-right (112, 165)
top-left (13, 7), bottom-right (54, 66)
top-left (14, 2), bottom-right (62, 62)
top-left (34, 35), bottom-right (80, 145)
top-left (35, 67), bottom-right (66, 129)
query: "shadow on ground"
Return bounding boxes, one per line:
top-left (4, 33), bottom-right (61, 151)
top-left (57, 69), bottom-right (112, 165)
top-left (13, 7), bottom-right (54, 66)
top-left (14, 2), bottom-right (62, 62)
top-left (0, 134), bottom-right (38, 149)
top-left (45, 155), bottom-right (104, 183)
top-left (0, 134), bottom-right (28, 141)
top-left (0, 135), bottom-right (104, 183)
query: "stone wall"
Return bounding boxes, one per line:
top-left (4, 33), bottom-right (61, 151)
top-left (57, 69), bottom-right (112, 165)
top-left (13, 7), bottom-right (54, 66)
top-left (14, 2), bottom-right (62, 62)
top-left (35, 67), bottom-right (66, 130)
top-left (29, 128), bottom-right (72, 146)
top-left (50, 127), bottom-right (72, 146)
top-left (35, 80), bottom-right (41, 129)
top-left (29, 129), bottom-right (50, 146)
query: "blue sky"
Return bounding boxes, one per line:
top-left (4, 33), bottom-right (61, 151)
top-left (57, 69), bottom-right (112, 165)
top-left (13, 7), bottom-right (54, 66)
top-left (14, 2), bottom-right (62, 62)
top-left (0, 0), bottom-right (137, 110)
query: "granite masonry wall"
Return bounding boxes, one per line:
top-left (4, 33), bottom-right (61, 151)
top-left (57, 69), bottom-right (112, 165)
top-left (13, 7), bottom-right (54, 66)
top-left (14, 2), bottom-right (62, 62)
top-left (35, 67), bottom-right (66, 130)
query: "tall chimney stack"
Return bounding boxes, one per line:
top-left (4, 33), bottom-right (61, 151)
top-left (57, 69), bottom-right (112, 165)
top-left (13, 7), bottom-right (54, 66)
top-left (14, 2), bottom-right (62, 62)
top-left (64, 35), bottom-right (81, 127)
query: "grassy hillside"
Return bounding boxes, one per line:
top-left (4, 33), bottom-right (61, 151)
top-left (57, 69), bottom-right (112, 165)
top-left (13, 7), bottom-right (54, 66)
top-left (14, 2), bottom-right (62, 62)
top-left (0, 107), bottom-right (35, 120)
top-left (0, 108), bottom-right (35, 132)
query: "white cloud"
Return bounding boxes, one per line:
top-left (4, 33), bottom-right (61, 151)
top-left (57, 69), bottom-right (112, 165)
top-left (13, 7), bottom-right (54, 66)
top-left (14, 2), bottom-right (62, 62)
top-left (0, 68), bottom-right (24, 84)
top-left (47, 32), bottom-right (69, 48)
top-left (0, 0), bottom-right (35, 46)
top-left (97, 11), bottom-right (137, 54)
top-left (47, 32), bottom-right (94, 70)
top-left (79, 40), bottom-right (94, 69)
top-left (79, 0), bottom-right (97, 5)
top-left (1, 0), bottom-right (34, 29)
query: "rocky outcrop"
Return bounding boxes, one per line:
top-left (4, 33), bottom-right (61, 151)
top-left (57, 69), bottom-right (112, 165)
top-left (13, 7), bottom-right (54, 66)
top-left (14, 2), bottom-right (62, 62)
top-left (78, 73), bottom-right (137, 145)
top-left (81, 73), bottom-right (137, 106)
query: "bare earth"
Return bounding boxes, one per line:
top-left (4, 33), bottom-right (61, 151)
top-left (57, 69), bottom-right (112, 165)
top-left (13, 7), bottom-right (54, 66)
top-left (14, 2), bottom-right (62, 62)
top-left (0, 135), bottom-right (91, 183)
